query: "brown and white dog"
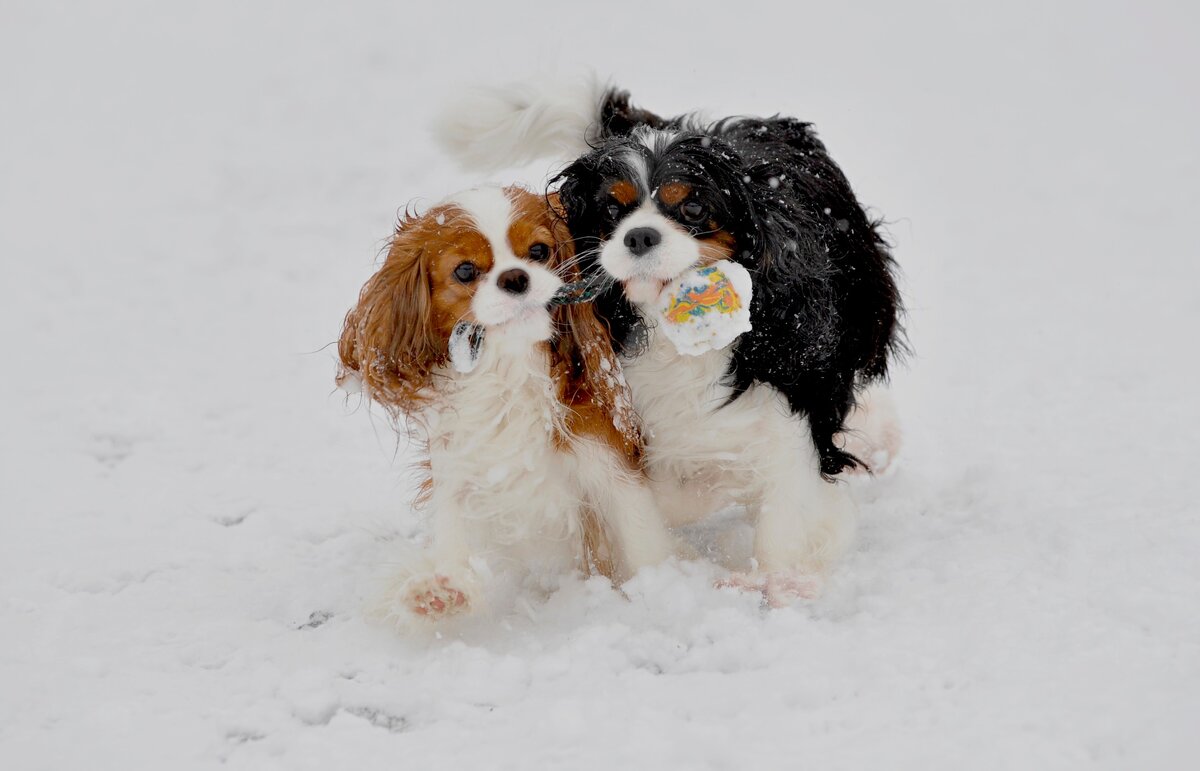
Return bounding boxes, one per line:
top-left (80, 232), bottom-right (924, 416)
top-left (338, 186), bottom-right (672, 623)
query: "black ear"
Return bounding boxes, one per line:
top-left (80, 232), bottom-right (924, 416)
top-left (598, 87), bottom-right (671, 136)
top-left (553, 159), bottom-right (600, 238)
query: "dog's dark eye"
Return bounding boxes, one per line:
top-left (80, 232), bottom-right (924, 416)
top-left (527, 243), bottom-right (550, 262)
top-left (680, 200), bottom-right (708, 224)
top-left (606, 203), bottom-right (622, 220)
top-left (453, 262), bottom-right (479, 283)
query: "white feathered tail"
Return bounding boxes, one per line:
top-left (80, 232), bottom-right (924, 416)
top-left (433, 76), bottom-right (608, 172)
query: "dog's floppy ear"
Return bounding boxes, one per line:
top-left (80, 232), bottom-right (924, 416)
top-left (548, 193), bottom-right (641, 460)
top-left (554, 299), bottom-right (642, 461)
top-left (553, 156), bottom-right (606, 241)
top-left (338, 224), bottom-right (440, 414)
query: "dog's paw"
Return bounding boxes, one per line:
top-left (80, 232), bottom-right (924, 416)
top-left (717, 570), bottom-right (822, 607)
top-left (837, 386), bottom-right (902, 476)
top-left (715, 571), bottom-right (767, 593)
top-left (404, 573), bottom-right (474, 619)
top-left (763, 571), bottom-right (823, 607)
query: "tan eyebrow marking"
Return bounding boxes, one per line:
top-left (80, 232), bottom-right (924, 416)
top-left (655, 182), bottom-right (692, 206)
top-left (608, 179), bottom-right (639, 206)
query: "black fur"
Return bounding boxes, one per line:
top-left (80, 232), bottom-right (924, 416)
top-left (597, 89), bottom-right (673, 136)
top-left (556, 89), bottom-right (903, 477)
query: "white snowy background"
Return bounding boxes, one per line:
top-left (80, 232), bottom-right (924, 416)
top-left (3, 1), bottom-right (1198, 768)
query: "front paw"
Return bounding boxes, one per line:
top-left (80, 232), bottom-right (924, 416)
top-left (717, 570), bottom-right (822, 607)
top-left (404, 572), bottom-right (475, 619)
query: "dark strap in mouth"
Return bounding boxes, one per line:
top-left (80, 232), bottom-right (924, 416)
top-left (549, 276), bottom-right (606, 306)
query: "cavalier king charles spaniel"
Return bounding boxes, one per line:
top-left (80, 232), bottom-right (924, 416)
top-left (338, 186), bottom-right (673, 622)
top-left (438, 82), bottom-right (903, 605)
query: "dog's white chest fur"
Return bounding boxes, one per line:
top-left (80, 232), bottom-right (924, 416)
top-left (622, 318), bottom-right (821, 525)
top-left (402, 334), bottom-right (674, 618)
top-left (428, 343), bottom-right (577, 548)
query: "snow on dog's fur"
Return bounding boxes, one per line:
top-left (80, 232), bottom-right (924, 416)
top-left (337, 186), bottom-right (672, 624)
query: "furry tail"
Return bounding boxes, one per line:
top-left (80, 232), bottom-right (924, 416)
top-left (434, 76), bottom-right (607, 172)
top-left (433, 76), bottom-right (667, 172)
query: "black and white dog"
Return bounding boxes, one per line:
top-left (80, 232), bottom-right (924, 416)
top-left (439, 81), bottom-right (903, 602)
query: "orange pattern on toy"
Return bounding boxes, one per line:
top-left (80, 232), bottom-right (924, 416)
top-left (663, 266), bottom-right (742, 324)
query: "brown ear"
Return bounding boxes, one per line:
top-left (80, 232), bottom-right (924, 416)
top-left (338, 230), bottom-right (440, 414)
top-left (548, 204), bottom-right (643, 462)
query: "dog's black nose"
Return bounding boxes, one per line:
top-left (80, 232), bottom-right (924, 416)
top-left (497, 268), bottom-right (530, 295)
top-left (624, 227), bottom-right (662, 256)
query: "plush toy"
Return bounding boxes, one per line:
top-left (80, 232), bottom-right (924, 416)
top-left (656, 260), bottom-right (753, 355)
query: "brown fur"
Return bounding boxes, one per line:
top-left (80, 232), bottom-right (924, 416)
top-left (505, 191), bottom-right (559, 261)
top-left (338, 187), bottom-right (642, 582)
top-left (545, 193), bottom-right (643, 466)
top-left (655, 181), bottom-right (691, 206)
top-left (608, 179), bottom-right (639, 206)
top-left (579, 505), bottom-right (616, 580)
top-left (698, 227), bottom-right (737, 265)
top-left (337, 203), bottom-right (500, 415)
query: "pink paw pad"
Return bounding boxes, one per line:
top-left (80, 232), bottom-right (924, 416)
top-left (717, 571), bottom-right (821, 607)
top-left (764, 572), bottom-right (821, 607)
top-left (407, 575), bottom-right (471, 618)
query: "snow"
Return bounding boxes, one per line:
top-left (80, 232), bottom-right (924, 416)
top-left (2, 1), bottom-right (1199, 769)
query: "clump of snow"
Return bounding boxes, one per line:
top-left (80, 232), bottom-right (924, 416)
top-left (655, 260), bottom-right (753, 356)
top-left (336, 369), bottom-right (363, 394)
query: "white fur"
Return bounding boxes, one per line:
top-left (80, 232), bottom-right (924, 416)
top-left (600, 203), bottom-right (704, 304)
top-left (383, 188), bottom-right (674, 625)
top-left (400, 340), bottom-right (673, 623)
top-left (837, 384), bottom-right (902, 475)
top-left (434, 90), bottom-right (865, 600)
top-left (633, 126), bottom-right (681, 153)
top-left (434, 76), bottom-right (607, 172)
top-left (599, 148), bottom-right (708, 303)
top-left (591, 174), bottom-right (857, 590)
top-left (452, 188), bottom-right (561, 337)
top-left (621, 315), bottom-right (856, 595)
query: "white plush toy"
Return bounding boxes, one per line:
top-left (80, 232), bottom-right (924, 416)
top-left (655, 259), bottom-right (753, 356)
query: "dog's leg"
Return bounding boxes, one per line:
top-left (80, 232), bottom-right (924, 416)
top-left (647, 474), bottom-right (720, 529)
top-left (397, 489), bottom-right (482, 621)
top-left (579, 444), bottom-right (676, 582)
top-left (836, 384), bottom-right (902, 475)
top-left (723, 412), bottom-right (856, 606)
top-left (602, 474), bottom-right (677, 581)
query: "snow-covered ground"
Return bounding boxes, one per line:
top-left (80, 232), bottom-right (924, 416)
top-left (3, 2), bottom-right (1199, 768)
